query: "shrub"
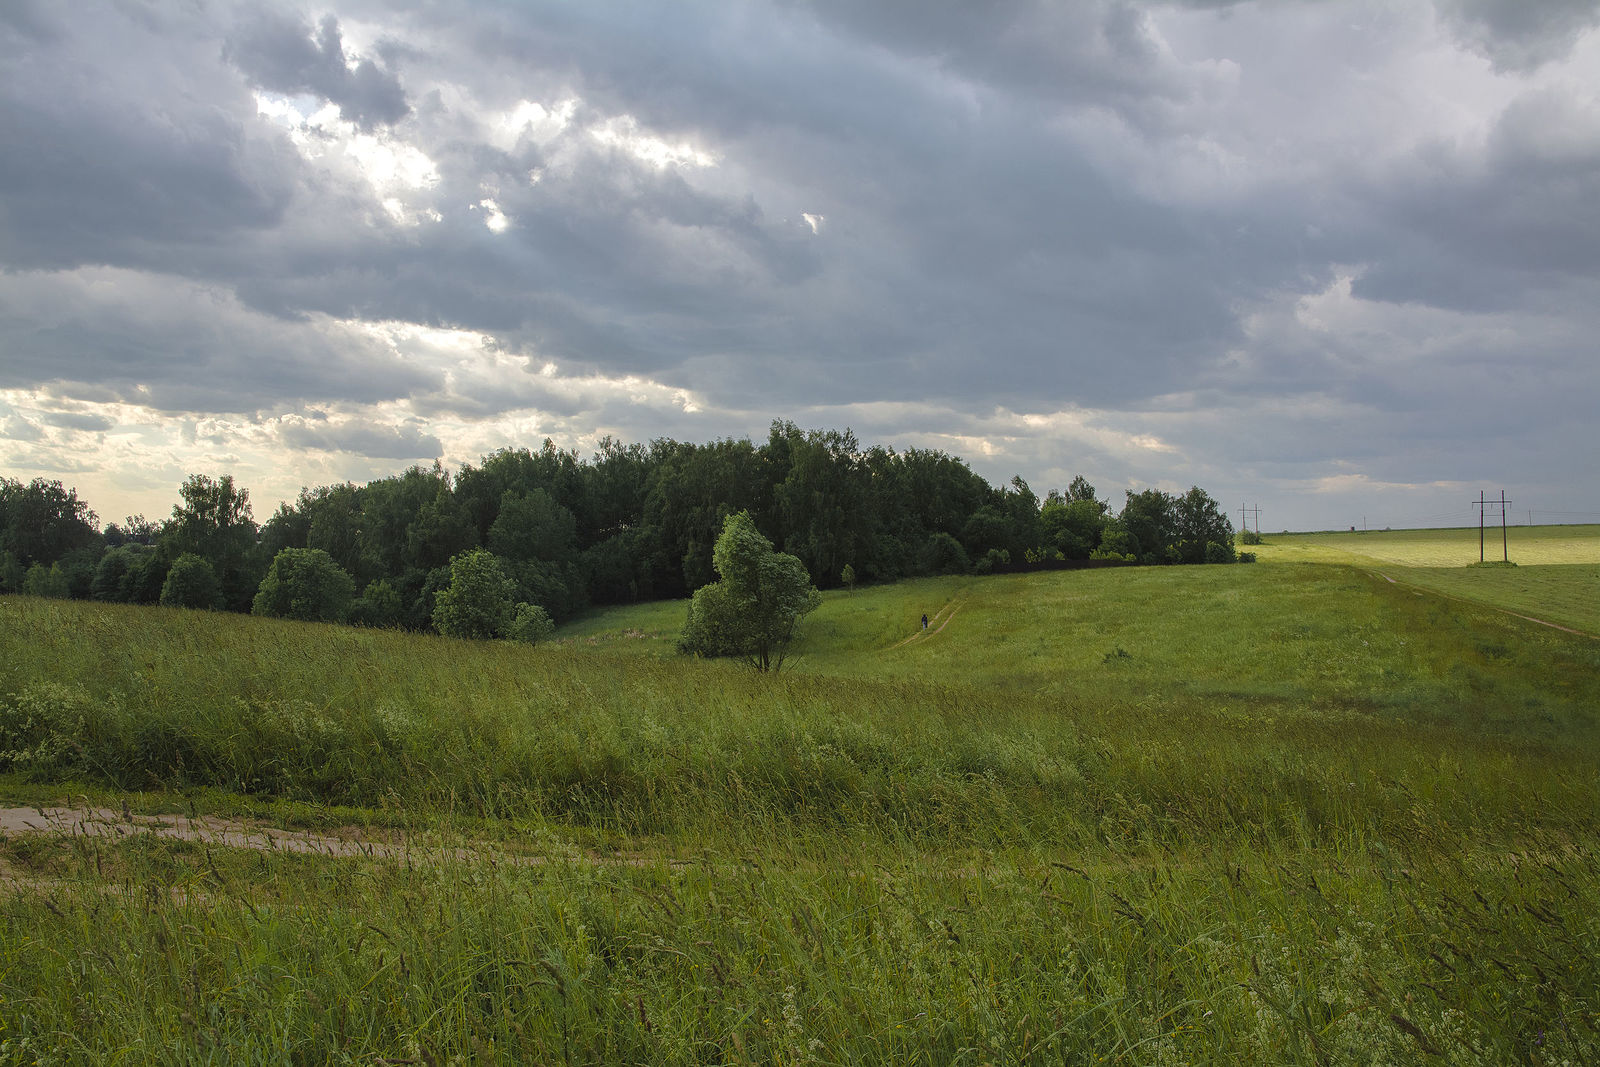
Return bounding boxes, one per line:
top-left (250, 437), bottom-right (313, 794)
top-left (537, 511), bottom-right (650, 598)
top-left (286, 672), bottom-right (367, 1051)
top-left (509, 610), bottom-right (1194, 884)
top-left (160, 553), bottom-right (224, 609)
top-left (350, 579), bottom-right (403, 628)
top-left (920, 532), bottom-right (970, 576)
top-left (1205, 540), bottom-right (1237, 564)
top-left (22, 562), bottom-right (70, 599)
top-left (505, 602), bottom-right (555, 644)
top-left (252, 548), bottom-right (357, 623)
top-left (433, 549), bottom-right (516, 640)
top-left (91, 547), bottom-right (135, 602)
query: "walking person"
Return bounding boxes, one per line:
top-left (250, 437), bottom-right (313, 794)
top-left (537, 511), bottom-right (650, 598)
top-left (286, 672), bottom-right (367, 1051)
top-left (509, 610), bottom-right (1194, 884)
top-left (921, 613), bottom-right (928, 631)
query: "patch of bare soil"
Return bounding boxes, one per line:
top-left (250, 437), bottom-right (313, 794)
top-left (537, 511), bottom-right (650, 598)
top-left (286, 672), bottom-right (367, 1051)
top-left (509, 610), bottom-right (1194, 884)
top-left (0, 807), bottom-right (695, 883)
top-left (0, 806), bottom-right (398, 858)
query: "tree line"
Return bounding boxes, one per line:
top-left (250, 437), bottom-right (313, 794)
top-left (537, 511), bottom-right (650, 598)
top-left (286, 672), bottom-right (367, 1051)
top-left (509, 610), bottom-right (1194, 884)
top-left (0, 422), bottom-right (1243, 633)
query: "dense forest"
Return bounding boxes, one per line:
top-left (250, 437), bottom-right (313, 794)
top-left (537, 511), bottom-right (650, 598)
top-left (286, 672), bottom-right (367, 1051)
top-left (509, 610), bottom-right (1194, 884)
top-left (0, 422), bottom-right (1240, 631)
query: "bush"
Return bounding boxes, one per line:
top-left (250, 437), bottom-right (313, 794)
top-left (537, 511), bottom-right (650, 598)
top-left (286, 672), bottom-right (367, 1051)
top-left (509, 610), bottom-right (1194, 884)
top-left (1237, 551), bottom-right (1257, 563)
top-left (505, 602), bottom-right (555, 644)
top-left (1240, 529), bottom-right (1263, 546)
top-left (973, 547), bottom-right (1010, 574)
top-left (920, 532), bottom-right (970, 576)
top-left (1205, 540), bottom-right (1237, 564)
top-left (433, 549), bottom-right (516, 640)
top-left (1098, 528), bottom-right (1139, 559)
top-left (350, 579), bottom-right (403, 628)
top-left (252, 548), bottom-right (357, 623)
top-left (160, 553), bottom-right (224, 609)
top-left (22, 562), bottom-right (70, 599)
top-left (91, 547), bottom-right (135, 602)
top-left (0, 551), bottom-right (23, 594)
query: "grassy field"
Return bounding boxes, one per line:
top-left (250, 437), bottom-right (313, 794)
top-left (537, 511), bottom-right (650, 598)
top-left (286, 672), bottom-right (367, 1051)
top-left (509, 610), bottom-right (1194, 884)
top-left (1252, 523), bottom-right (1600, 568)
top-left (1255, 525), bottom-right (1600, 636)
top-left (2, 554), bottom-right (1598, 1063)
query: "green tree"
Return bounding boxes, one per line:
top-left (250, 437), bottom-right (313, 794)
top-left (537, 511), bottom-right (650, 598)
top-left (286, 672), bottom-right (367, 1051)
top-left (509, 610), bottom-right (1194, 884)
top-left (350, 579), bottom-right (402, 628)
top-left (1174, 487), bottom-right (1234, 564)
top-left (1119, 489), bottom-right (1178, 564)
top-left (1041, 494), bottom-right (1107, 559)
top-left (164, 474), bottom-right (261, 610)
top-left (489, 488), bottom-right (577, 563)
top-left (0, 477), bottom-right (100, 568)
top-left (0, 550), bottom-right (23, 594)
top-left (22, 562), bottom-right (70, 599)
top-left (252, 548), bottom-right (357, 622)
top-left (505, 602), bottom-right (555, 644)
top-left (432, 549), bottom-right (516, 640)
top-left (679, 511), bottom-right (821, 672)
top-left (159, 553), bottom-right (224, 610)
top-left (91, 546), bottom-right (136, 601)
top-left (920, 532), bottom-right (970, 575)
top-left (840, 563), bottom-right (856, 592)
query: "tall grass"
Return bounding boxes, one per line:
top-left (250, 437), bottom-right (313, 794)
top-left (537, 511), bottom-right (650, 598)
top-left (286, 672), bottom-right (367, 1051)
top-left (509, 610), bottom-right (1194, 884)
top-left (2, 560), bottom-right (1598, 1062)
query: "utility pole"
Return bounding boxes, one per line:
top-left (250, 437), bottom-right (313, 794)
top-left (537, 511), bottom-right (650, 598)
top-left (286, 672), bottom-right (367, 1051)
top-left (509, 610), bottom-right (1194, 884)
top-left (1477, 491), bottom-right (1484, 562)
top-left (1472, 490), bottom-right (1512, 563)
top-left (1248, 504), bottom-right (1261, 533)
top-left (1500, 489), bottom-right (1509, 563)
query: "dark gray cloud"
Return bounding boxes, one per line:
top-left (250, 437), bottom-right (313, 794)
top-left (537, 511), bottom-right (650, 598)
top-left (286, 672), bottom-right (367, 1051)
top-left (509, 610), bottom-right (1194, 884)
top-left (1436, 0), bottom-right (1600, 71)
top-left (276, 418), bottom-right (442, 460)
top-left (0, 0), bottom-right (1596, 530)
top-left (0, 1), bottom-right (299, 274)
top-left (0, 268), bottom-right (441, 414)
top-left (227, 12), bottom-right (409, 130)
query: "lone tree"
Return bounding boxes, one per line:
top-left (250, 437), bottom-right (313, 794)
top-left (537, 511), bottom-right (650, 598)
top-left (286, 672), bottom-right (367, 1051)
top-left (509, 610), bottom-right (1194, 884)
top-left (679, 511), bottom-right (821, 672)
top-left (432, 548), bottom-right (516, 640)
top-left (252, 548), bottom-right (357, 623)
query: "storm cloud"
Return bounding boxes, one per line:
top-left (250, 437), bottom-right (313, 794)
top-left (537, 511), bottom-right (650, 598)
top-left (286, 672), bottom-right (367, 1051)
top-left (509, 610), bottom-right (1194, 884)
top-left (2, 0), bottom-right (1597, 531)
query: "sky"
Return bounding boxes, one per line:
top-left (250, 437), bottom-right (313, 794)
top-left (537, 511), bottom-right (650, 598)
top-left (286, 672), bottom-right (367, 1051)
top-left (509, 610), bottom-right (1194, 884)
top-left (2, 0), bottom-right (1598, 533)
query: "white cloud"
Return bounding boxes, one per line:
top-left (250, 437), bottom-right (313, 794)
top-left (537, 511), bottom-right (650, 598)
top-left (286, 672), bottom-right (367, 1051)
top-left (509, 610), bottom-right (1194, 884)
top-left (589, 114), bottom-right (719, 170)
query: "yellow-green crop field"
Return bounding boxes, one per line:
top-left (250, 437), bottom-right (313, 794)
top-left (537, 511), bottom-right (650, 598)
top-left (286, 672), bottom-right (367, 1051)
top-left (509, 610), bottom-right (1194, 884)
top-left (1255, 524), bottom-right (1600, 635)
top-left (2, 546), bottom-right (1598, 1064)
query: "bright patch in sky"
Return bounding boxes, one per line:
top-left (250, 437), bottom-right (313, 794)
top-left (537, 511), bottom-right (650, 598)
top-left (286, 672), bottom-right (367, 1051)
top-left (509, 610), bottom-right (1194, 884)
top-left (590, 115), bottom-right (718, 169)
top-left (490, 98), bottom-right (577, 150)
top-left (477, 198), bottom-right (510, 233)
top-left (254, 91), bottom-right (439, 221)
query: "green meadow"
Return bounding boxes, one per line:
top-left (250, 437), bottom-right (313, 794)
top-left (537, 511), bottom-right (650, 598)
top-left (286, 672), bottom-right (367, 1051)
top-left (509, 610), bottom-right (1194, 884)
top-left (1257, 524), bottom-right (1600, 635)
top-left (2, 545), bottom-right (1598, 1063)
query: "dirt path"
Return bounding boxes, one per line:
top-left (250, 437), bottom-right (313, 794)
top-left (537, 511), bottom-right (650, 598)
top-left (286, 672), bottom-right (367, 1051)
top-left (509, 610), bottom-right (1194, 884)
top-left (0, 806), bottom-right (405, 859)
top-left (1375, 572), bottom-right (1596, 639)
top-left (888, 599), bottom-right (965, 650)
top-left (0, 807), bottom-right (700, 888)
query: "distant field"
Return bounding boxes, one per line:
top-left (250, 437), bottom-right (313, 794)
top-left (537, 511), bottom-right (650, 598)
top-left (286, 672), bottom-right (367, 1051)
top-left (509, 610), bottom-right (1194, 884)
top-left (1255, 523), bottom-right (1600, 567)
top-left (1254, 525), bottom-right (1600, 635)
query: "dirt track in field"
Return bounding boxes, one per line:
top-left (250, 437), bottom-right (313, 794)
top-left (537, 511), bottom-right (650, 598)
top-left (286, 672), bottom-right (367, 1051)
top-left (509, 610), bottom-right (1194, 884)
top-left (1375, 572), bottom-right (1596, 638)
top-left (0, 806), bottom-right (403, 859)
top-left (0, 806), bottom-right (694, 888)
top-left (889, 599), bottom-right (965, 649)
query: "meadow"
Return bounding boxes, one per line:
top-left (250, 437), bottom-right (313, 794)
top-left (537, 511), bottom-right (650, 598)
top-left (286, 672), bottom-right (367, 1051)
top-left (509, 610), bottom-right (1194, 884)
top-left (1256, 524), bottom-right (1600, 635)
top-left (1, 547), bottom-right (1598, 1063)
